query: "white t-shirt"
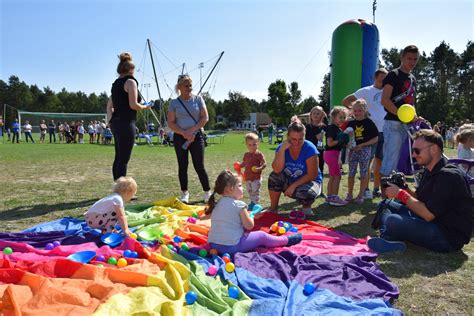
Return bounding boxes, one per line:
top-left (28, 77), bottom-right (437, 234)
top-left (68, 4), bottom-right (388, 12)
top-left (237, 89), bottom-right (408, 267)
top-left (24, 124), bottom-right (32, 132)
top-left (354, 85), bottom-right (385, 132)
top-left (208, 197), bottom-right (247, 246)
top-left (85, 193), bottom-right (124, 215)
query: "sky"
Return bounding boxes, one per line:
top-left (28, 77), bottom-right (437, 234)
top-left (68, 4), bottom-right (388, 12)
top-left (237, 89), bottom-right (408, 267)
top-left (1, 0), bottom-right (473, 103)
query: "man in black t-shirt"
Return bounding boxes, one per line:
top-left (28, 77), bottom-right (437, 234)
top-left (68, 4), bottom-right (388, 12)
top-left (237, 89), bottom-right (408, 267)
top-left (369, 130), bottom-right (472, 253)
top-left (380, 45), bottom-right (419, 178)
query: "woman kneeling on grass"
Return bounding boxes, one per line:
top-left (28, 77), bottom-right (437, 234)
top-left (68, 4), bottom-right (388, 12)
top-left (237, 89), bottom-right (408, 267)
top-left (267, 116), bottom-right (323, 218)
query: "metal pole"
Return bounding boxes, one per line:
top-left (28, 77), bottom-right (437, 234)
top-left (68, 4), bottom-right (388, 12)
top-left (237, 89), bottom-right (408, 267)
top-left (147, 39), bottom-right (164, 126)
top-left (2, 104), bottom-right (5, 144)
top-left (197, 51), bottom-right (225, 95)
top-left (198, 62), bottom-right (204, 91)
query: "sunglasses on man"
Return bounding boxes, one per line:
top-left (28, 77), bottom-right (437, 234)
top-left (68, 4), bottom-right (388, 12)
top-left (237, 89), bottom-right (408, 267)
top-left (412, 144), bottom-right (433, 155)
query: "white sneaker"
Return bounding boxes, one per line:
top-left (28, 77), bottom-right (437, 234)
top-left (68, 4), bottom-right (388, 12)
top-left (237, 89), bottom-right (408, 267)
top-left (204, 191), bottom-right (212, 203)
top-left (180, 191), bottom-right (189, 203)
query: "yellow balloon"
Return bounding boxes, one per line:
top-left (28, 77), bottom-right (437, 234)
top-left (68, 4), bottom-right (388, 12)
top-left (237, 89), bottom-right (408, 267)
top-left (397, 104), bottom-right (416, 123)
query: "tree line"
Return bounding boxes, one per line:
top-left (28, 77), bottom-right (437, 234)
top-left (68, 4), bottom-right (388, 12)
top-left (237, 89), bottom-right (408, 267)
top-left (1, 41), bottom-right (472, 129)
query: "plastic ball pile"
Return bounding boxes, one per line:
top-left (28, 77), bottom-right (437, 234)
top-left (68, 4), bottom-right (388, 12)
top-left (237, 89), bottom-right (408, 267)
top-left (270, 221), bottom-right (296, 235)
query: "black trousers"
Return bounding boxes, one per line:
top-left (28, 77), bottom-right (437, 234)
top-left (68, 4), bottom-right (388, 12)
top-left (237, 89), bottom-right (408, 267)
top-left (111, 119), bottom-right (136, 181)
top-left (173, 132), bottom-right (210, 192)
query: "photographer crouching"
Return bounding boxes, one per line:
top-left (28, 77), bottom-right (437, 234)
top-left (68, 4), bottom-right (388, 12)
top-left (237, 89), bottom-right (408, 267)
top-left (369, 129), bottom-right (472, 253)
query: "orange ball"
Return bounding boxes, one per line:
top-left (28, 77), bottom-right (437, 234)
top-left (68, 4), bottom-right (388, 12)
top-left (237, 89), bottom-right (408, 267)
top-left (271, 225), bottom-right (279, 232)
top-left (209, 248), bottom-right (218, 256)
top-left (117, 258), bottom-right (128, 267)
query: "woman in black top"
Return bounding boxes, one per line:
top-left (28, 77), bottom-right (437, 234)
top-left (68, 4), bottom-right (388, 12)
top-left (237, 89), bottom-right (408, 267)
top-left (305, 106), bottom-right (327, 176)
top-left (107, 53), bottom-right (150, 180)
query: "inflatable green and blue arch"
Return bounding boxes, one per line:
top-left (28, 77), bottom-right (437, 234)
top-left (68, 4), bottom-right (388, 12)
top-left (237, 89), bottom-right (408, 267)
top-left (330, 19), bottom-right (380, 107)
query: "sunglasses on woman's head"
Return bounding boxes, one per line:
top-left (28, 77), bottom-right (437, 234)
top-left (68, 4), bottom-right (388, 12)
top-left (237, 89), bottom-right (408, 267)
top-left (412, 144), bottom-right (433, 155)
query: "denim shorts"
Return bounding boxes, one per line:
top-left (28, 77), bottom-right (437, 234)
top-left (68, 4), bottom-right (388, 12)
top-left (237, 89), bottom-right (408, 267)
top-left (380, 121), bottom-right (408, 175)
top-left (370, 132), bottom-right (384, 160)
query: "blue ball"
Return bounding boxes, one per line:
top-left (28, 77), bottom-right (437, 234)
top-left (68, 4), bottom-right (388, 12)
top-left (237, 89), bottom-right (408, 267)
top-left (52, 241), bottom-right (61, 247)
top-left (222, 253), bottom-right (231, 259)
top-left (123, 250), bottom-right (133, 258)
top-left (173, 236), bottom-right (182, 243)
top-left (304, 282), bottom-right (316, 295)
top-left (45, 243), bottom-right (54, 250)
top-left (290, 227), bottom-right (298, 233)
top-left (185, 291), bottom-right (198, 304)
top-left (131, 251), bottom-right (138, 258)
top-left (228, 286), bottom-right (239, 299)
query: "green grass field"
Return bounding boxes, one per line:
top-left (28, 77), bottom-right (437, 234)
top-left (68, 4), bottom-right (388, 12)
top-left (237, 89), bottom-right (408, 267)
top-left (1, 132), bottom-right (473, 314)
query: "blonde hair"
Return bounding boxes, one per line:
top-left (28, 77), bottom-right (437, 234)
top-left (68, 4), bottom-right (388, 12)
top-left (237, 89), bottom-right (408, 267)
top-left (310, 106), bottom-right (327, 124)
top-left (245, 133), bottom-right (259, 143)
top-left (116, 53), bottom-right (135, 75)
top-left (455, 128), bottom-right (474, 146)
top-left (175, 74), bottom-right (192, 94)
top-left (329, 106), bottom-right (347, 124)
top-left (206, 171), bottom-right (240, 215)
top-left (112, 177), bottom-right (137, 195)
top-left (288, 115), bottom-right (306, 134)
top-left (352, 99), bottom-right (369, 118)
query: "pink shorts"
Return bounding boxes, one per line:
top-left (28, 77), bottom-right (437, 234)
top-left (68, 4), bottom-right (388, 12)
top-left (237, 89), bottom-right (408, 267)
top-left (324, 150), bottom-right (341, 177)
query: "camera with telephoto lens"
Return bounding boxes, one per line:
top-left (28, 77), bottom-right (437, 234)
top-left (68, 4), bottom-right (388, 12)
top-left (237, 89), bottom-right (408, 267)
top-left (381, 171), bottom-right (408, 189)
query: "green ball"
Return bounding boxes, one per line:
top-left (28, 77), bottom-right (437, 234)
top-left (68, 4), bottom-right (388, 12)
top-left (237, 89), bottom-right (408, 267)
top-left (97, 264), bottom-right (104, 267)
top-left (107, 257), bottom-right (117, 265)
top-left (192, 213), bottom-right (199, 218)
top-left (167, 244), bottom-right (174, 250)
top-left (180, 242), bottom-right (190, 251)
top-left (199, 249), bottom-right (208, 257)
top-left (159, 232), bottom-right (165, 238)
top-left (3, 247), bottom-right (13, 255)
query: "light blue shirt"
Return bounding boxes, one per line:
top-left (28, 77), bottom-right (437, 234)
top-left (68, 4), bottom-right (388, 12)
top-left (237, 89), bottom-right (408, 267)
top-left (208, 197), bottom-right (247, 246)
top-left (168, 95), bottom-right (206, 130)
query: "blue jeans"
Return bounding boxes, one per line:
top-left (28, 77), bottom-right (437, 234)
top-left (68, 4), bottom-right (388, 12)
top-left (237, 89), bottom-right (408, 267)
top-left (380, 121), bottom-right (407, 175)
top-left (24, 132), bottom-right (35, 143)
top-left (378, 200), bottom-right (454, 252)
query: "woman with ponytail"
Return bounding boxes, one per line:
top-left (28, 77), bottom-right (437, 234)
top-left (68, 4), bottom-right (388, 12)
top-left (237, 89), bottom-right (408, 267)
top-left (268, 116), bottom-right (322, 218)
top-left (207, 171), bottom-right (302, 255)
top-left (107, 53), bottom-right (150, 181)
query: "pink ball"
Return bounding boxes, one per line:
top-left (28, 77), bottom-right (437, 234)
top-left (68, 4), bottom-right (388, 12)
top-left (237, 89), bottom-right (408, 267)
top-left (207, 264), bottom-right (218, 276)
top-left (187, 217), bottom-right (197, 224)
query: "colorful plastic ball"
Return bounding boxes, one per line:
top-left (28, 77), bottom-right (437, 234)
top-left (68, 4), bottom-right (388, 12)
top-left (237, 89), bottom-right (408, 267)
top-left (187, 217), bottom-right (197, 224)
top-left (283, 223), bottom-right (290, 228)
top-left (278, 227), bottom-right (287, 235)
top-left (180, 242), bottom-right (190, 251)
top-left (278, 221), bottom-right (285, 227)
top-left (228, 286), bottom-right (239, 299)
top-left (117, 258), bottom-right (128, 267)
top-left (290, 227), bottom-right (298, 233)
top-left (209, 248), bottom-right (218, 256)
top-left (131, 251), bottom-right (138, 258)
top-left (129, 232), bottom-right (138, 239)
top-left (185, 291), bottom-right (198, 305)
top-left (222, 256), bottom-right (231, 264)
top-left (52, 241), bottom-right (61, 247)
top-left (123, 250), bottom-right (133, 258)
top-left (97, 264), bottom-right (104, 267)
top-left (198, 249), bottom-right (208, 257)
top-left (271, 224), bottom-right (279, 232)
top-left (207, 264), bottom-right (218, 276)
top-left (159, 232), bottom-right (165, 238)
top-left (173, 236), bottom-right (182, 243)
top-left (192, 213), bottom-right (199, 218)
top-left (222, 253), bottom-right (231, 259)
top-left (225, 262), bottom-right (235, 273)
top-left (304, 282), bottom-right (316, 295)
top-left (96, 255), bottom-right (106, 262)
top-left (107, 257), bottom-right (117, 265)
top-left (45, 243), bottom-right (54, 250)
top-left (3, 247), bottom-right (13, 255)
top-left (397, 104), bottom-right (416, 123)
